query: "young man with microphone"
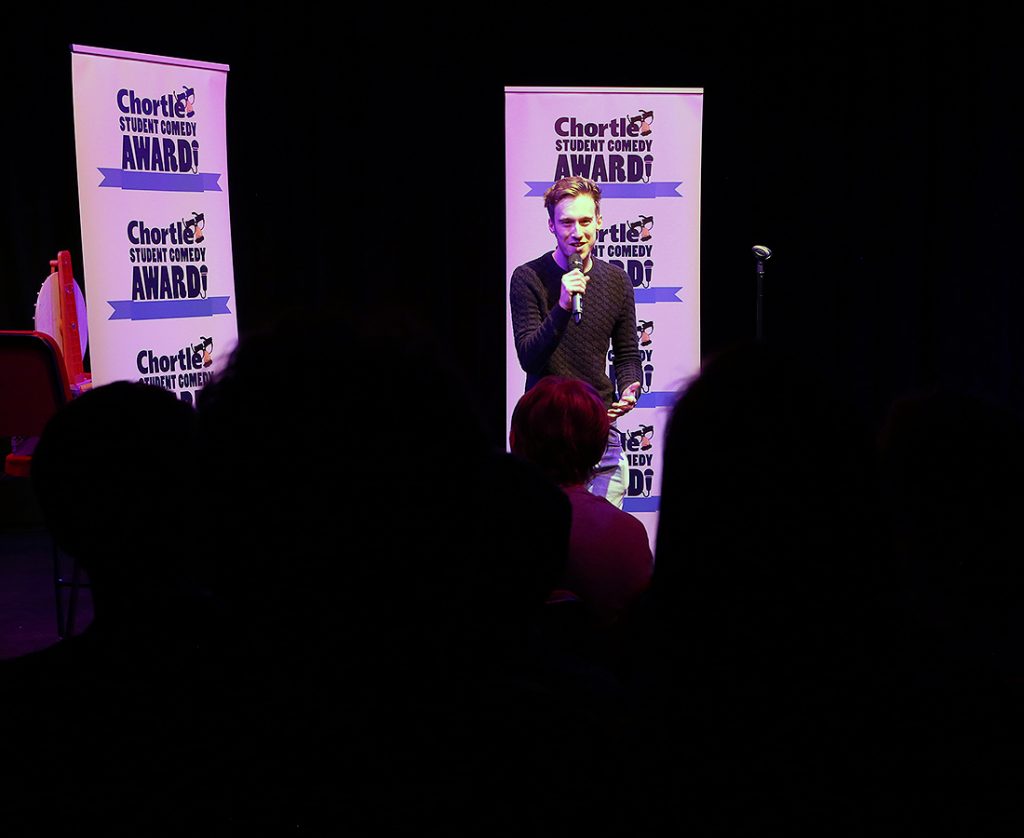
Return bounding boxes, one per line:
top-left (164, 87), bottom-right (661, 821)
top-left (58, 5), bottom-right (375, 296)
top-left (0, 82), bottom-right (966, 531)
top-left (509, 176), bottom-right (642, 507)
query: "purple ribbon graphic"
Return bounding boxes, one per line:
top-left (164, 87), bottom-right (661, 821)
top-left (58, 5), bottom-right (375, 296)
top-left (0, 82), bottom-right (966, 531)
top-left (639, 391), bottom-right (681, 409)
top-left (98, 168), bottom-right (222, 193)
top-left (108, 297), bottom-right (232, 321)
top-left (525, 182), bottom-right (682, 198)
top-left (634, 287), bottom-right (683, 304)
top-left (623, 497), bottom-right (660, 513)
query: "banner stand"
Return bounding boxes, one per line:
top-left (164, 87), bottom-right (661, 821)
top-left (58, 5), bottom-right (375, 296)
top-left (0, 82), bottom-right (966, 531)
top-left (505, 86), bottom-right (703, 550)
top-left (71, 44), bottom-right (238, 405)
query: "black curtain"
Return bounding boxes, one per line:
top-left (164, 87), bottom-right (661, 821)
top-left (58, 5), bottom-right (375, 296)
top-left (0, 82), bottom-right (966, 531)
top-left (3, 9), bottom-right (1021, 444)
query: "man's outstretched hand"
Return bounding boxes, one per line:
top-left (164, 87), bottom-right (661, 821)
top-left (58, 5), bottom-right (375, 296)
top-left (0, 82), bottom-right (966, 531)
top-left (608, 382), bottom-right (641, 420)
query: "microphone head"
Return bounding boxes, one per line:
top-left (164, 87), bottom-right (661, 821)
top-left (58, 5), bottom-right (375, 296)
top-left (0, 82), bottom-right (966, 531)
top-left (752, 244), bottom-right (772, 261)
top-left (570, 254), bottom-right (583, 270)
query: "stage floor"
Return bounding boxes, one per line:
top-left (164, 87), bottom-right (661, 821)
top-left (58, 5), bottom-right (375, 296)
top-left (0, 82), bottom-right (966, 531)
top-left (0, 526), bottom-right (93, 660)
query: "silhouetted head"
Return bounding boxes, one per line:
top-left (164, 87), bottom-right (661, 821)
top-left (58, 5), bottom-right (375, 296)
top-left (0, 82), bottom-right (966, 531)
top-left (31, 381), bottom-right (199, 599)
top-left (653, 342), bottom-right (874, 661)
top-left (195, 307), bottom-right (496, 642)
top-left (879, 389), bottom-right (1024, 609)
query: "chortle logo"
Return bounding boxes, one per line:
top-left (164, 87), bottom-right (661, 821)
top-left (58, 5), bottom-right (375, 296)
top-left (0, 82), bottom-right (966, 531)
top-left (628, 109), bottom-right (655, 136)
top-left (176, 85), bottom-right (196, 118)
top-left (117, 84), bottom-right (199, 174)
top-left (619, 421), bottom-right (656, 498)
top-left (107, 80), bottom-right (221, 193)
top-left (192, 336), bottom-right (214, 368)
top-left (135, 338), bottom-right (216, 404)
top-left (622, 109), bottom-right (655, 184)
top-left (624, 423), bottom-right (655, 452)
top-left (596, 212), bottom-right (654, 290)
top-left (551, 111), bottom-right (656, 183)
top-left (117, 85), bottom-right (194, 120)
top-left (628, 214), bottom-right (654, 242)
top-left (628, 110), bottom-right (654, 182)
top-left (184, 211), bottom-right (205, 243)
top-left (602, 213), bottom-right (654, 289)
top-left (636, 319), bottom-right (656, 394)
top-left (598, 214), bottom-right (655, 248)
top-left (637, 319), bottom-right (655, 346)
top-left (136, 338), bottom-right (211, 377)
top-left (127, 213), bottom-right (210, 302)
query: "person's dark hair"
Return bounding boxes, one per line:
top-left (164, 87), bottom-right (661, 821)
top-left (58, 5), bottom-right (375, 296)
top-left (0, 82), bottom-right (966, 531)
top-left (543, 176), bottom-right (602, 220)
top-left (509, 376), bottom-right (610, 486)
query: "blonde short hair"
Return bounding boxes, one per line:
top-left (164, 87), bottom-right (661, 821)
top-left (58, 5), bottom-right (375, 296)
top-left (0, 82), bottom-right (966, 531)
top-left (543, 177), bottom-right (602, 220)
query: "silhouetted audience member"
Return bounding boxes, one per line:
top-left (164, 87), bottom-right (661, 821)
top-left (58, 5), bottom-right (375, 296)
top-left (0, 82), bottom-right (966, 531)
top-left (30, 382), bottom-right (205, 624)
top-left (877, 390), bottom-right (1024, 823)
top-left (196, 309), bottom-right (607, 831)
top-left (1, 382), bottom-right (220, 828)
top-left (624, 342), bottom-right (883, 830)
top-left (510, 376), bottom-right (653, 624)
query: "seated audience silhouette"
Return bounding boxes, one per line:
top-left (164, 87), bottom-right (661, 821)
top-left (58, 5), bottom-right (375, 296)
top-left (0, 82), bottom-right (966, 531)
top-left (876, 389), bottom-right (1024, 822)
top-left (2, 381), bottom-right (219, 828)
top-left (625, 342), bottom-right (881, 830)
top-left (195, 310), bottom-right (603, 830)
top-left (510, 375), bottom-right (653, 624)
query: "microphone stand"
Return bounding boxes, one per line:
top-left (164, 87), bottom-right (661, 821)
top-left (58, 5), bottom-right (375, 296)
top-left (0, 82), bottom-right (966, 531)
top-left (752, 245), bottom-right (772, 342)
top-left (756, 258), bottom-right (766, 341)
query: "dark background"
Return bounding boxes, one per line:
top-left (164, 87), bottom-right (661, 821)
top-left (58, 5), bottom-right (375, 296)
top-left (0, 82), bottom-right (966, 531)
top-left (3, 9), bottom-right (1021, 445)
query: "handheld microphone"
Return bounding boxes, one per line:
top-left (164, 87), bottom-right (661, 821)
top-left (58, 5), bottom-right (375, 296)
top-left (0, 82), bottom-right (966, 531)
top-left (570, 254), bottom-right (584, 324)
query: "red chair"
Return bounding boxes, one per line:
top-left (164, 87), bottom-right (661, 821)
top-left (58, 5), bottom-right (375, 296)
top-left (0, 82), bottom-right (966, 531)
top-left (0, 330), bottom-right (72, 473)
top-left (0, 330), bottom-right (83, 637)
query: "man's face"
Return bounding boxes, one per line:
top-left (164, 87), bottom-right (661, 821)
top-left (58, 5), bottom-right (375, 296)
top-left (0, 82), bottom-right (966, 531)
top-left (548, 194), bottom-right (602, 269)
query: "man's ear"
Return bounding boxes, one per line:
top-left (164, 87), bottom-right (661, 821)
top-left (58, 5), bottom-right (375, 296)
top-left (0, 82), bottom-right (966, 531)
top-left (547, 216), bottom-right (555, 235)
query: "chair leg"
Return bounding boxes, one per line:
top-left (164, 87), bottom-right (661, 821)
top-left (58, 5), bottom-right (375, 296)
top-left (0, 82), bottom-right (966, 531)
top-left (66, 559), bottom-right (82, 638)
top-left (53, 539), bottom-right (66, 640)
top-left (52, 540), bottom-right (87, 640)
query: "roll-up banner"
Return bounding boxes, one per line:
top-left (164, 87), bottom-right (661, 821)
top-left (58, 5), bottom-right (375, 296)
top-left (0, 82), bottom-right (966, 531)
top-left (505, 87), bottom-right (703, 550)
top-left (71, 45), bottom-right (238, 405)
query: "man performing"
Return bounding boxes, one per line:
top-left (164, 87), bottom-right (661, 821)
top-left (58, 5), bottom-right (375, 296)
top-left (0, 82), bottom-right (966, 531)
top-left (510, 176), bottom-right (642, 508)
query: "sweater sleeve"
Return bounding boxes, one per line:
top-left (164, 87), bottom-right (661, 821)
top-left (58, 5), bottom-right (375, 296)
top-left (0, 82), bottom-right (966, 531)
top-left (610, 272), bottom-right (643, 397)
top-left (509, 264), bottom-right (572, 375)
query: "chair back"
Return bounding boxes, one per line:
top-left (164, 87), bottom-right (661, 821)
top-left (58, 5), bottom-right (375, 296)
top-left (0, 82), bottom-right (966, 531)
top-left (1, 331), bottom-right (73, 474)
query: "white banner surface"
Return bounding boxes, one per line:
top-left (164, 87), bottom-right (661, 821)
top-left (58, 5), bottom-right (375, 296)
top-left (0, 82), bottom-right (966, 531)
top-left (72, 45), bottom-right (238, 405)
top-left (505, 87), bottom-right (703, 549)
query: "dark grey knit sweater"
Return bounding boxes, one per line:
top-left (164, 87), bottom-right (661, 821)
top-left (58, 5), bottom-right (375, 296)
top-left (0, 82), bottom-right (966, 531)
top-left (510, 253), bottom-right (642, 408)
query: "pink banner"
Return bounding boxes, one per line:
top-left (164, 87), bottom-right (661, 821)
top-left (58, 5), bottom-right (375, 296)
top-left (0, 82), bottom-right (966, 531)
top-left (505, 87), bottom-right (703, 550)
top-left (72, 45), bottom-right (238, 406)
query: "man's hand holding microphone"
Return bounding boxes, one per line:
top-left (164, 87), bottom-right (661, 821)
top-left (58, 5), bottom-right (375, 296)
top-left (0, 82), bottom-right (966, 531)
top-left (559, 255), bottom-right (587, 323)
